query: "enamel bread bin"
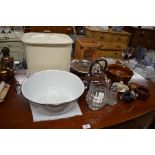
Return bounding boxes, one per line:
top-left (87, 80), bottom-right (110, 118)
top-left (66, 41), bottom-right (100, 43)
top-left (22, 32), bottom-right (73, 75)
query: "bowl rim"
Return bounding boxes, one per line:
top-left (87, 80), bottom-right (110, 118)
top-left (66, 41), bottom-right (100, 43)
top-left (71, 59), bottom-right (92, 74)
top-left (107, 64), bottom-right (134, 77)
top-left (21, 70), bottom-right (85, 105)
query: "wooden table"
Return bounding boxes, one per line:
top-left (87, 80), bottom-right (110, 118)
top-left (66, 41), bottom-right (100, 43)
top-left (1, 71), bottom-right (155, 129)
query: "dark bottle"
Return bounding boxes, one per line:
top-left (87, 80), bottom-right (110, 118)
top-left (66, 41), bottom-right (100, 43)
top-left (1, 47), bottom-right (14, 69)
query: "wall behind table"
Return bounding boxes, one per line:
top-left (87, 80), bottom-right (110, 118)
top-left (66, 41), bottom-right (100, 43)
top-left (124, 26), bottom-right (155, 50)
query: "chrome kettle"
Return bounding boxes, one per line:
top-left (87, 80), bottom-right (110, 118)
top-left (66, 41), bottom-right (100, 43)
top-left (85, 58), bottom-right (108, 110)
top-left (83, 58), bottom-right (108, 89)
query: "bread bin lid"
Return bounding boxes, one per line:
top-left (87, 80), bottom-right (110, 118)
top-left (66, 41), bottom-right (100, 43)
top-left (22, 32), bottom-right (73, 45)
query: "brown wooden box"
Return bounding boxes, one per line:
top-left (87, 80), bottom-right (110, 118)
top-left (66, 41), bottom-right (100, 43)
top-left (74, 37), bottom-right (101, 60)
top-left (85, 27), bottom-right (131, 59)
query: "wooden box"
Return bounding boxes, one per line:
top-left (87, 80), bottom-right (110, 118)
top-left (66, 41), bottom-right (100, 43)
top-left (74, 37), bottom-right (100, 60)
top-left (85, 27), bottom-right (131, 59)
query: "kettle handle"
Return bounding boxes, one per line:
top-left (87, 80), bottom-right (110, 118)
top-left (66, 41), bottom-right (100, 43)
top-left (89, 59), bottom-right (108, 76)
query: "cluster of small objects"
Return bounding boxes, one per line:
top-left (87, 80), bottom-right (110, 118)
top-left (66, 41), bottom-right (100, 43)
top-left (119, 82), bottom-right (150, 103)
top-left (120, 90), bottom-right (137, 103)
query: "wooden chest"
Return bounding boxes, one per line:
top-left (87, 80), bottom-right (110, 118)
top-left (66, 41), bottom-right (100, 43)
top-left (86, 27), bottom-right (131, 59)
top-left (74, 37), bottom-right (101, 60)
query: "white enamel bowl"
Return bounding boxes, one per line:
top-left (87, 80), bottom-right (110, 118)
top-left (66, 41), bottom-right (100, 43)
top-left (21, 70), bottom-right (85, 115)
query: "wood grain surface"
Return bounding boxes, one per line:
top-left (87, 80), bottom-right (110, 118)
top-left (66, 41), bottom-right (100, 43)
top-left (0, 71), bottom-right (155, 129)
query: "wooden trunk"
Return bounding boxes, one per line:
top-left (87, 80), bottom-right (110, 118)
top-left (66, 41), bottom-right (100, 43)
top-left (85, 27), bottom-right (131, 59)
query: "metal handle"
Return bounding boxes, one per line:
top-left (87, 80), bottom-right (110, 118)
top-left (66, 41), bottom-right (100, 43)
top-left (89, 59), bottom-right (107, 76)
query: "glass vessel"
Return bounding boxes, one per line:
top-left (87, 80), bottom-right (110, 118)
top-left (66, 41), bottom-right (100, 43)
top-left (106, 85), bottom-right (117, 105)
top-left (86, 81), bottom-right (107, 110)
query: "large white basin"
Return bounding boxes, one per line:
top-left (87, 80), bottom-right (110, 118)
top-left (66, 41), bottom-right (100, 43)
top-left (21, 70), bottom-right (84, 115)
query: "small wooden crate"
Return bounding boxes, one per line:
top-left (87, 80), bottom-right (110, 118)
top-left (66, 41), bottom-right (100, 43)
top-left (74, 37), bottom-right (100, 60)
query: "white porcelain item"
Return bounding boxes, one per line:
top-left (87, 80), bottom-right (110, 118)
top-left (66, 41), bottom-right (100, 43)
top-left (21, 70), bottom-right (84, 114)
top-left (22, 32), bottom-right (73, 75)
top-left (113, 81), bottom-right (129, 92)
